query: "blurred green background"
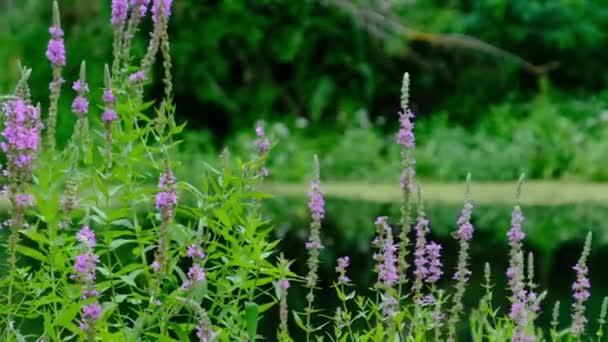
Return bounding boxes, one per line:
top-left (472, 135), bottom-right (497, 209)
top-left (2, 0), bottom-right (608, 336)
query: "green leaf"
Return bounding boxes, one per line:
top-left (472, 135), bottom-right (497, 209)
top-left (119, 269), bottom-right (143, 287)
top-left (55, 303), bottom-right (81, 326)
top-left (293, 311), bottom-right (307, 332)
top-left (109, 239), bottom-right (135, 251)
top-left (15, 245), bottom-right (47, 262)
top-left (245, 302), bottom-right (259, 340)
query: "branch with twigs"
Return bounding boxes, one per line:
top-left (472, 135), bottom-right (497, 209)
top-left (321, 0), bottom-right (558, 75)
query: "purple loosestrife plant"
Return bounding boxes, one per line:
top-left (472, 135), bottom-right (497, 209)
top-left (120, 0), bottom-right (148, 69)
top-left (71, 62), bottom-right (91, 153)
top-left (424, 241), bottom-right (443, 284)
top-left (139, 0), bottom-right (165, 79)
top-left (277, 253), bottom-right (292, 342)
top-left (102, 65), bottom-right (118, 167)
top-left (110, 0), bottom-right (129, 74)
top-left (45, 1), bottom-right (65, 149)
top-left (336, 256), bottom-right (351, 285)
top-left (508, 251), bottom-right (532, 341)
top-left (152, 0), bottom-right (173, 23)
top-left (447, 174), bottom-right (475, 341)
top-left (374, 216), bottom-right (398, 326)
top-left (505, 175), bottom-right (534, 340)
top-left (73, 226), bottom-right (101, 340)
top-left (1, 92), bottom-right (42, 316)
top-left (254, 125), bottom-right (270, 177)
top-left (303, 155), bottom-right (324, 341)
top-left (397, 72), bottom-right (415, 296)
top-left (129, 70), bottom-right (146, 84)
top-left (152, 169), bottom-right (177, 281)
top-left (111, 0), bottom-right (129, 27)
top-left (412, 198), bottom-right (430, 300)
top-left (333, 255), bottom-right (354, 339)
top-left (571, 232), bottom-right (592, 337)
top-left (181, 244), bottom-right (206, 291)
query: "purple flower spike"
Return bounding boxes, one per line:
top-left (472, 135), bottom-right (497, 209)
top-left (336, 256), bottom-right (351, 284)
top-left (111, 0), bottom-right (129, 26)
top-left (424, 241), bottom-right (443, 283)
top-left (102, 109), bottom-right (118, 124)
top-left (507, 206), bottom-right (525, 247)
top-left (571, 233), bottom-right (592, 336)
top-left (187, 244), bottom-right (205, 260)
top-left (308, 181), bottom-right (325, 221)
top-left (129, 70), bottom-right (146, 83)
top-left (46, 29), bottom-right (66, 67)
top-left (71, 97), bottom-right (89, 116)
top-left (103, 89), bottom-right (116, 105)
top-left (72, 80), bottom-right (89, 94)
top-left (76, 225), bottom-right (96, 247)
top-left (152, 0), bottom-right (172, 23)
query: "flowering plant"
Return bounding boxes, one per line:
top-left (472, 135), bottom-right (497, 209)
top-left (0, 2), bottom-right (605, 342)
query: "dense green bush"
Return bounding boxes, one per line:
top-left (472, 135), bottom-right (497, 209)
top-left (2, 0), bottom-right (607, 140)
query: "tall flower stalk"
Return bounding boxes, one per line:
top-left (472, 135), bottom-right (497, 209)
top-left (447, 174), bottom-right (475, 341)
top-left (374, 216), bottom-right (398, 332)
top-left (303, 155), bottom-right (324, 341)
top-left (412, 190), bottom-right (429, 301)
top-left (45, 1), bottom-right (66, 150)
top-left (506, 174), bottom-right (532, 342)
top-left (102, 65), bottom-right (118, 167)
top-left (397, 72), bottom-right (415, 296)
top-left (1, 87), bottom-right (42, 319)
top-left (254, 125), bottom-right (270, 178)
top-left (121, 0), bottom-right (150, 70)
top-left (71, 61), bottom-right (90, 153)
top-left (571, 232), bottom-right (592, 337)
top-left (73, 226), bottom-right (101, 341)
top-left (111, 0), bottom-right (128, 75)
top-left (151, 167), bottom-right (178, 284)
top-left (277, 254), bottom-right (292, 342)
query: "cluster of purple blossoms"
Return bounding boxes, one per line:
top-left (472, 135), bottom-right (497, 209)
top-left (71, 80), bottom-right (89, 116)
top-left (46, 26), bottom-right (66, 67)
top-left (398, 109), bottom-right (416, 192)
top-left (413, 216), bottom-right (429, 282)
top-left (397, 109), bottom-right (415, 149)
top-left (254, 126), bottom-right (270, 154)
top-left (152, 0), bottom-right (172, 23)
top-left (424, 241), bottom-right (443, 283)
top-left (308, 180), bottom-right (325, 222)
top-left (155, 171), bottom-right (177, 216)
top-left (132, 0), bottom-right (151, 16)
top-left (196, 319), bottom-right (215, 342)
top-left (181, 265), bottom-right (205, 290)
top-left (335, 256), bottom-right (351, 284)
top-left (254, 125), bottom-right (270, 177)
top-left (81, 303), bottom-right (102, 333)
top-left (453, 201), bottom-right (474, 281)
top-left (571, 233), bottom-right (592, 336)
top-left (278, 279), bottom-right (291, 291)
top-left (129, 70), bottom-right (146, 83)
top-left (111, 0), bottom-right (129, 26)
top-left (73, 226), bottom-right (101, 333)
top-left (1, 99), bottom-right (42, 171)
top-left (102, 88), bottom-right (118, 124)
top-left (181, 244), bottom-right (206, 290)
top-left (375, 217), bottom-right (398, 288)
top-left (507, 205), bottom-right (525, 248)
top-left (187, 244), bottom-right (205, 260)
top-left (456, 202), bottom-right (474, 241)
top-left (1, 99), bottom-right (42, 213)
